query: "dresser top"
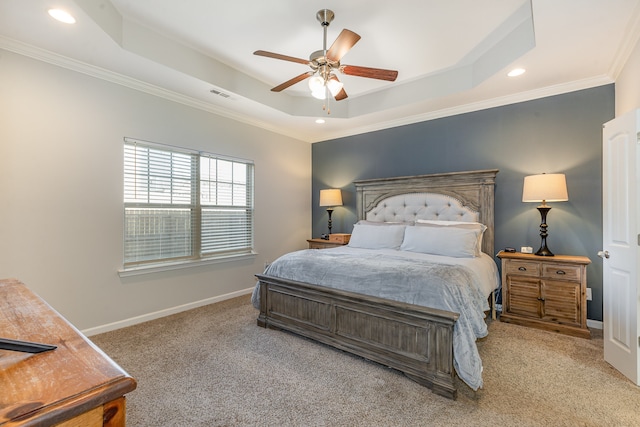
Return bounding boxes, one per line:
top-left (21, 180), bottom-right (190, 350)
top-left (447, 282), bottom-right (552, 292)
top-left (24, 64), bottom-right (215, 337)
top-left (497, 251), bottom-right (591, 265)
top-left (0, 279), bottom-right (136, 425)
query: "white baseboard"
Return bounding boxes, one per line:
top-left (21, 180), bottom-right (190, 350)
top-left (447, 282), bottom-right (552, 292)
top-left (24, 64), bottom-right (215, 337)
top-left (587, 319), bottom-right (603, 330)
top-left (82, 287), bottom-right (254, 336)
top-left (82, 288), bottom-right (604, 336)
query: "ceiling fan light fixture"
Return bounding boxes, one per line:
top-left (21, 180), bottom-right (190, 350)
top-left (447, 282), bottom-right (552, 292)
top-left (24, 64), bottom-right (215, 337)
top-left (308, 75), bottom-right (325, 92)
top-left (254, 9), bottom-right (397, 108)
top-left (311, 87), bottom-right (327, 100)
top-left (327, 77), bottom-right (344, 97)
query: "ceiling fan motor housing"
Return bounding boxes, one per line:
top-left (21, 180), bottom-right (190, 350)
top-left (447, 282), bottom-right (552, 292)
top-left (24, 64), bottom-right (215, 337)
top-left (316, 9), bottom-right (334, 26)
top-left (310, 50), bottom-right (339, 72)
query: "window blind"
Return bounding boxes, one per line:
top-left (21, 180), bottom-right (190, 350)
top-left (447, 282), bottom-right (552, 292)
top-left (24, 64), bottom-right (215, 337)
top-left (123, 138), bottom-right (254, 268)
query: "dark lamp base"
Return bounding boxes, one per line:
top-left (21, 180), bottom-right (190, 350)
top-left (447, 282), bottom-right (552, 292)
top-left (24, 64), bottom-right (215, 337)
top-left (535, 246), bottom-right (555, 256)
top-left (535, 205), bottom-right (555, 257)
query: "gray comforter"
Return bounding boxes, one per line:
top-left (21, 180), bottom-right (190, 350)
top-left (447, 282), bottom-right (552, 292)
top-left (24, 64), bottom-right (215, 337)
top-left (251, 247), bottom-right (496, 391)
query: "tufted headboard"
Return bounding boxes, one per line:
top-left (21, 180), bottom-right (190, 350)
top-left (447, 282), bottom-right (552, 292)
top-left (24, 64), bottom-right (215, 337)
top-left (364, 193), bottom-right (480, 223)
top-left (354, 169), bottom-right (498, 256)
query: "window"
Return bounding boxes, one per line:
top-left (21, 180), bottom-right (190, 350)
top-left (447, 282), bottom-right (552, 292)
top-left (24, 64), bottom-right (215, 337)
top-left (123, 138), bottom-right (254, 270)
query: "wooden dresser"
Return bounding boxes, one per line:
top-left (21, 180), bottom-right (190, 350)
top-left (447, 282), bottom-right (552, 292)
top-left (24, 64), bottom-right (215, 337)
top-left (497, 252), bottom-right (591, 339)
top-left (0, 279), bottom-right (137, 426)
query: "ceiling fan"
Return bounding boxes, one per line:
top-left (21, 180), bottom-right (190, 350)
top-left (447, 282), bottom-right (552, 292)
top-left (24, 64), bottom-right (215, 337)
top-left (254, 9), bottom-right (398, 104)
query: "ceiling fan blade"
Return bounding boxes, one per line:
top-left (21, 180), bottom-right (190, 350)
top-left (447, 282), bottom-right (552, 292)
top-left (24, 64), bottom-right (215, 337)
top-left (341, 65), bottom-right (398, 81)
top-left (254, 50), bottom-right (309, 65)
top-left (334, 87), bottom-right (348, 101)
top-left (329, 75), bottom-right (348, 101)
top-left (271, 72), bottom-right (314, 92)
top-left (326, 29), bottom-right (361, 62)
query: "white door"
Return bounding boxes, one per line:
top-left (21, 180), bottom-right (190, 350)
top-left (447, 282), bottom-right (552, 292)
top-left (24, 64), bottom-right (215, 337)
top-left (601, 109), bottom-right (639, 385)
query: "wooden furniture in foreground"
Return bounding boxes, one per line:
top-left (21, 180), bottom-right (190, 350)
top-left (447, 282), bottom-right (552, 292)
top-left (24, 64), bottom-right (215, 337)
top-left (257, 169), bottom-right (498, 399)
top-left (0, 279), bottom-right (137, 426)
top-left (497, 251), bottom-right (591, 339)
top-left (306, 238), bottom-right (348, 249)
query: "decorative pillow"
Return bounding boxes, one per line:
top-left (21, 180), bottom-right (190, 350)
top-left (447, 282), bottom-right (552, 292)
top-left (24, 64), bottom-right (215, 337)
top-left (400, 225), bottom-right (481, 258)
top-left (414, 220), bottom-right (486, 256)
top-left (348, 223), bottom-right (406, 249)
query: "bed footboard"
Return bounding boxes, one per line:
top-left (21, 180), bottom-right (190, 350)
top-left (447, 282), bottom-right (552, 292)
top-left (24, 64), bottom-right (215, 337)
top-left (255, 274), bottom-right (460, 399)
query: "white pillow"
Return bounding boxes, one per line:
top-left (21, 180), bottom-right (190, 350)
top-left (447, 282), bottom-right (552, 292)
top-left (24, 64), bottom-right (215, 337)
top-left (400, 225), bottom-right (481, 258)
top-left (348, 223), bottom-right (406, 249)
top-left (415, 220), bottom-right (486, 256)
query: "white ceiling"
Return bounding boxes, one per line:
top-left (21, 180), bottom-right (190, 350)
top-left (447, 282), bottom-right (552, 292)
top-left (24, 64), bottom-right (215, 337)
top-left (1, 0), bottom-right (639, 142)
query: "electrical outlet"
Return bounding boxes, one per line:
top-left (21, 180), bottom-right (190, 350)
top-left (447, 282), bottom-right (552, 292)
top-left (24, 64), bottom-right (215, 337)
top-left (586, 288), bottom-right (592, 301)
top-left (495, 303), bottom-right (502, 312)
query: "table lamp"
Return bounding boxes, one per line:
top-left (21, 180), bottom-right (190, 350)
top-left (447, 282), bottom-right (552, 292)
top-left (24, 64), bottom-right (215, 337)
top-left (522, 173), bottom-right (568, 256)
top-left (319, 189), bottom-right (343, 238)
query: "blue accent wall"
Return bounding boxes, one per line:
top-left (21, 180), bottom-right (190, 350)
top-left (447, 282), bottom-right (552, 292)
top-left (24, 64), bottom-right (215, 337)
top-left (312, 84), bottom-right (614, 322)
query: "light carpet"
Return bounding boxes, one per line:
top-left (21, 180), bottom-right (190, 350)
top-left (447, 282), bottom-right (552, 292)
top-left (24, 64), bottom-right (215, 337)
top-left (92, 295), bottom-right (640, 427)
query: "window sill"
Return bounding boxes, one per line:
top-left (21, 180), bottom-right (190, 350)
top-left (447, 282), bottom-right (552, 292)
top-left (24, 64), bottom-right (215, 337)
top-left (117, 252), bottom-right (257, 278)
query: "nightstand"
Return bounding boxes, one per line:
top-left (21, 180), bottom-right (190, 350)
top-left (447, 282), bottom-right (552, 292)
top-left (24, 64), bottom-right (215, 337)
top-left (307, 238), bottom-right (348, 249)
top-left (497, 251), bottom-right (591, 339)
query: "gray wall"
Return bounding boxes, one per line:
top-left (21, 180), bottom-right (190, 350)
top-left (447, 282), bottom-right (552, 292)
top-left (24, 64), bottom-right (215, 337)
top-left (312, 85), bottom-right (614, 322)
top-left (0, 50), bottom-right (311, 332)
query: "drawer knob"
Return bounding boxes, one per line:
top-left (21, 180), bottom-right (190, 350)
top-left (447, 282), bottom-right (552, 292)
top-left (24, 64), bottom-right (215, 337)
top-left (537, 297), bottom-right (545, 301)
top-left (556, 270), bottom-right (566, 275)
top-left (518, 267), bottom-right (527, 271)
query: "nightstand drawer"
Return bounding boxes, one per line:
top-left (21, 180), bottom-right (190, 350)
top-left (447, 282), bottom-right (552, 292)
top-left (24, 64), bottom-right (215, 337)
top-left (504, 260), bottom-right (541, 277)
top-left (542, 263), bottom-right (581, 281)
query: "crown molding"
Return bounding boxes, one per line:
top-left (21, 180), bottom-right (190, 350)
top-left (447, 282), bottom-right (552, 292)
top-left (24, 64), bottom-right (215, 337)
top-left (0, 35), bottom-right (616, 145)
top-left (608, 0), bottom-right (640, 79)
top-left (0, 36), bottom-right (311, 142)
top-left (311, 75), bottom-right (614, 143)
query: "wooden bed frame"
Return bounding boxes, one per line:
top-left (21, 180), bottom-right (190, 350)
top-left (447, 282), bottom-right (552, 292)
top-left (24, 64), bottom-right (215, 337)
top-left (255, 169), bottom-right (498, 399)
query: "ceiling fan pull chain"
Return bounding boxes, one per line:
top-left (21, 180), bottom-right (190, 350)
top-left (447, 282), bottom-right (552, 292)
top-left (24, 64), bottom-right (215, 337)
top-left (325, 85), bottom-right (331, 115)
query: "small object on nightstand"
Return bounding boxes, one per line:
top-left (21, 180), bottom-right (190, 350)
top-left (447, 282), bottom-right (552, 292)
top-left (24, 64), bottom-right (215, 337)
top-left (504, 247), bottom-right (516, 253)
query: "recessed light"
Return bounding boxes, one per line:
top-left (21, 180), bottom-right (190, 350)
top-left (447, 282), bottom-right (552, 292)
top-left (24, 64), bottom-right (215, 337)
top-left (507, 68), bottom-right (526, 77)
top-left (315, 119), bottom-right (325, 124)
top-left (48, 9), bottom-right (76, 24)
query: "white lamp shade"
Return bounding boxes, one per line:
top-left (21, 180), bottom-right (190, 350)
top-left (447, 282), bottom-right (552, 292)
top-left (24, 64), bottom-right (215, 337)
top-left (327, 76), bottom-right (344, 96)
top-left (311, 88), bottom-right (326, 99)
top-left (319, 189), bottom-right (343, 207)
top-left (309, 75), bottom-right (326, 99)
top-left (308, 75), bottom-right (324, 91)
top-left (522, 173), bottom-right (569, 203)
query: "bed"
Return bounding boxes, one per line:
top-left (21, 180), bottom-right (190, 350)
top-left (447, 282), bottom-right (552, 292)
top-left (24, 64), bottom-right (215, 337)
top-left (252, 169), bottom-right (499, 399)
